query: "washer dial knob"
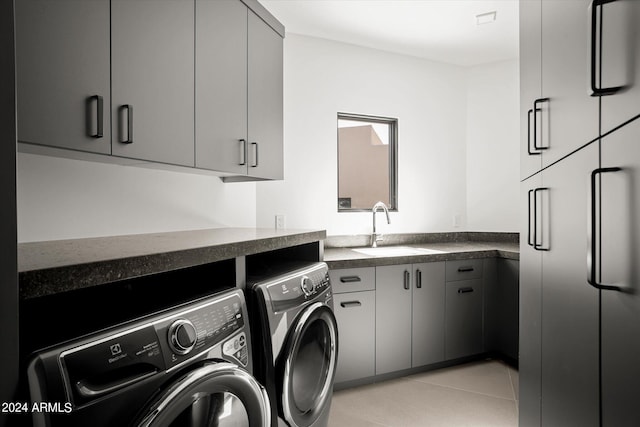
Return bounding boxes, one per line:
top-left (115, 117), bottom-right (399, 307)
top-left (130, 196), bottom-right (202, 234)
top-left (168, 319), bottom-right (197, 355)
top-left (300, 275), bottom-right (315, 296)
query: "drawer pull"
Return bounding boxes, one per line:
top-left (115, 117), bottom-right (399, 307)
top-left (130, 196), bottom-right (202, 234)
top-left (340, 301), bottom-right (362, 308)
top-left (458, 287), bottom-right (474, 294)
top-left (340, 276), bottom-right (361, 283)
top-left (457, 266), bottom-right (474, 273)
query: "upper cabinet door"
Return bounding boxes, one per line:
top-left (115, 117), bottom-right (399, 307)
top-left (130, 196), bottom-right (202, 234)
top-left (15, 0), bottom-right (111, 154)
top-left (519, 0), bottom-right (542, 180)
top-left (195, 0), bottom-right (248, 174)
top-left (111, 0), bottom-right (195, 167)
top-left (600, 0), bottom-right (640, 132)
top-left (541, 0), bottom-right (599, 168)
top-left (248, 11), bottom-right (284, 180)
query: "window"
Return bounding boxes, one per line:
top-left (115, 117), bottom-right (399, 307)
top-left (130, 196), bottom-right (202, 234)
top-left (337, 113), bottom-right (398, 211)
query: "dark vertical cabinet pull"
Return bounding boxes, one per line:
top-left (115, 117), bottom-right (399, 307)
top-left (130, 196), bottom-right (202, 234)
top-left (415, 269), bottom-right (422, 289)
top-left (590, 0), bottom-right (625, 96)
top-left (527, 98), bottom-right (549, 155)
top-left (120, 104), bottom-right (133, 144)
top-left (239, 139), bottom-right (247, 165)
top-left (403, 270), bottom-right (410, 290)
top-left (588, 167), bottom-right (623, 291)
top-left (528, 187), bottom-right (550, 251)
top-left (89, 95), bottom-right (103, 138)
top-left (532, 98), bottom-right (550, 152)
top-left (251, 142), bottom-right (258, 167)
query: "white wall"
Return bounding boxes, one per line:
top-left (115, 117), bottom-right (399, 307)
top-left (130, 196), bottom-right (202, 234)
top-left (17, 153), bottom-right (257, 242)
top-left (256, 34), bottom-right (469, 236)
top-left (465, 59), bottom-right (520, 232)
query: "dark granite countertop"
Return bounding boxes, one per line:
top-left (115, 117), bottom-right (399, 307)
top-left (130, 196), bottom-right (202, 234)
top-left (323, 232), bottom-right (519, 269)
top-left (19, 228), bottom-right (326, 299)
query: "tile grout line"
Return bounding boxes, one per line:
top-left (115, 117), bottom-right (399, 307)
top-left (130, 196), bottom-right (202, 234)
top-left (406, 376), bottom-right (518, 403)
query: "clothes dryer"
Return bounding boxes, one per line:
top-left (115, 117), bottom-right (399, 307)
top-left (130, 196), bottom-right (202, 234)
top-left (249, 262), bottom-right (338, 427)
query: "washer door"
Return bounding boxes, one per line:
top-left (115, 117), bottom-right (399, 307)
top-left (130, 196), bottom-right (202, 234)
top-left (137, 362), bottom-right (270, 427)
top-left (279, 302), bottom-right (338, 427)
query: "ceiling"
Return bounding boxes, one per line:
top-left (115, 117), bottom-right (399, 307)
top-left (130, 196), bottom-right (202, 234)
top-left (259, 0), bottom-right (519, 67)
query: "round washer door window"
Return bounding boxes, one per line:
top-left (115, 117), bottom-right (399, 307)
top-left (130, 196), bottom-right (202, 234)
top-left (136, 362), bottom-right (270, 427)
top-left (280, 302), bottom-right (338, 427)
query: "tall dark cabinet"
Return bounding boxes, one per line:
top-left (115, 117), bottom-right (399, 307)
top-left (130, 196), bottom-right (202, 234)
top-left (519, 0), bottom-right (640, 425)
top-left (0, 1), bottom-right (18, 426)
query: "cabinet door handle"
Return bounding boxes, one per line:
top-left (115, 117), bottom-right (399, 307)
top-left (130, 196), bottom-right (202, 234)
top-left (340, 276), bottom-right (361, 283)
top-left (527, 189), bottom-right (535, 247)
top-left (533, 187), bottom-right (550, 251)
top-left (120, 104), bottom-right (133, 144)
top-left (457, 266), bottom-right (474, 273)
top-left (590, 0), bottom-right (625, 96)
top-left (89, 95), bottom-right (103, 138)
top-left (527, 109), bottom-right (540, 156)
top-left (415, 269), bottom-right (422, 288)
top-left (588, 167), bottom-right (623, 291)
top-left (340, 301), bottom-right (362, 308)
top-left (532, 98), bottom-right (550, 152)
top-left (250, 142), bottom-right (259, 167)
top-left (403, 270), bottom-right (410, 290)
top-left (239, 139), bottom-right (247, 165)
top-left (458, 287), bottom-right (474, 294)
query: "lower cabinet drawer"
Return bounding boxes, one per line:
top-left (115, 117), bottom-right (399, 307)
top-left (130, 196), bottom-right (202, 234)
top-left (333, 291), bottom-right (375, 383)
top-left (445, 279), bottom-right (483, 360)
top-left (330, 267), bottom-right (375, 294)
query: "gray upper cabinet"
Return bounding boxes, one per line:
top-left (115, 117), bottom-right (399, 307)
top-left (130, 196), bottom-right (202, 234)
top-left (247, 11), bottom-right (284, 180)
top-left (195, 0), bottom-right (248, 174)
top-left (111, 0), bottom-right (195, 167)
top-left (15, 0), bottom-right (111, 154)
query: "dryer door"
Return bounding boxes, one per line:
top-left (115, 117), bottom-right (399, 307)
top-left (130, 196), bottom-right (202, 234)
top-left (279, 302), bottom-right (338, 427)
top-left (137, 362), bottom-right (270, 427)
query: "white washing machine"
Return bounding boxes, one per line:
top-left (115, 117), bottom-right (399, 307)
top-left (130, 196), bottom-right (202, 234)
top-left (27, 288), bottom-right (270, 427)
top-left (249, 262), bottom-right (338, 427)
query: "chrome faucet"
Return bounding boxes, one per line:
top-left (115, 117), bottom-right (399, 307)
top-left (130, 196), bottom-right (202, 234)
top-left (371, 201), bottom-right (391, 247)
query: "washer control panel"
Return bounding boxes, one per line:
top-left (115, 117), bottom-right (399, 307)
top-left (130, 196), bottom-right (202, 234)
top-left (158, 292), bottom-right (246, 369)
top-left (263, 263), bottom-right (332, 312)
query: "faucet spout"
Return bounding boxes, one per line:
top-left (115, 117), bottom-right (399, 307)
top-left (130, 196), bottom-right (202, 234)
top-left (371, 201), bottom-right (391, 247)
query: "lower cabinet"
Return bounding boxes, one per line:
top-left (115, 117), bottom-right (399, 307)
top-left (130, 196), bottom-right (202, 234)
top-left (376, 262), bottom-right (446, 375)
top-left (333, 291), bottom-right (375, 383)
top-left (444, 259), bottom-right (485, 360)
top-left (329, 267), bottom-right (376, 384)
top-left (330, 256), bottom-right (512, 385)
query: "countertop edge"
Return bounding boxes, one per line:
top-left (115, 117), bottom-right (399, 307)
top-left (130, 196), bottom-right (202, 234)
top-left (19, 228), bottom-right (326, 299)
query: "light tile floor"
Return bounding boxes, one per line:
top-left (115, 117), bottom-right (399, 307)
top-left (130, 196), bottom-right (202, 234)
top-left (328, 359), bottom-right (518, 427)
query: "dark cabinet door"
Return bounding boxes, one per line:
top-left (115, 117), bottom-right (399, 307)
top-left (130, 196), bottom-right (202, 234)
top-left (519, 176), bottom-right (543, 427)
top-left (375, 264), bottom-right (412, 375)
top-left (195, 0), bottom-right (248, 174)
top-left (541, 143), bottom-right (599, 427)
top-left (600, 119), bottom-right (640, 426)
top-left (541, 0), bottom-right (599, 168)
top-left (519, 0), bottom-right (542, 180)
top-left (16, 0), bottom-right (111, 154)
top-left (444, 279), bottom-right (483, 360)
top-left (412, 262), bottom-right (445, 367)
top-left (247, 11), bottom-right (283, 180)
top-left (111, 0), bottom-right (194, 166)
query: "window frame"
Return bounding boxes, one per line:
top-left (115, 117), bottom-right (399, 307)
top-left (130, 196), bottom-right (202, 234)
top-left (336, 112), bottom-right (398, 212)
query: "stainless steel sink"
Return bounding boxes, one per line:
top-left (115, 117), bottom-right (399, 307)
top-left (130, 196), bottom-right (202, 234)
top-left (351, 246), bottom-right (445, 257)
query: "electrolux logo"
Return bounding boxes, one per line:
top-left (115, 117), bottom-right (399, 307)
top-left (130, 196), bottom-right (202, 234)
top-left (108, 343), bottom-right (127, 364)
